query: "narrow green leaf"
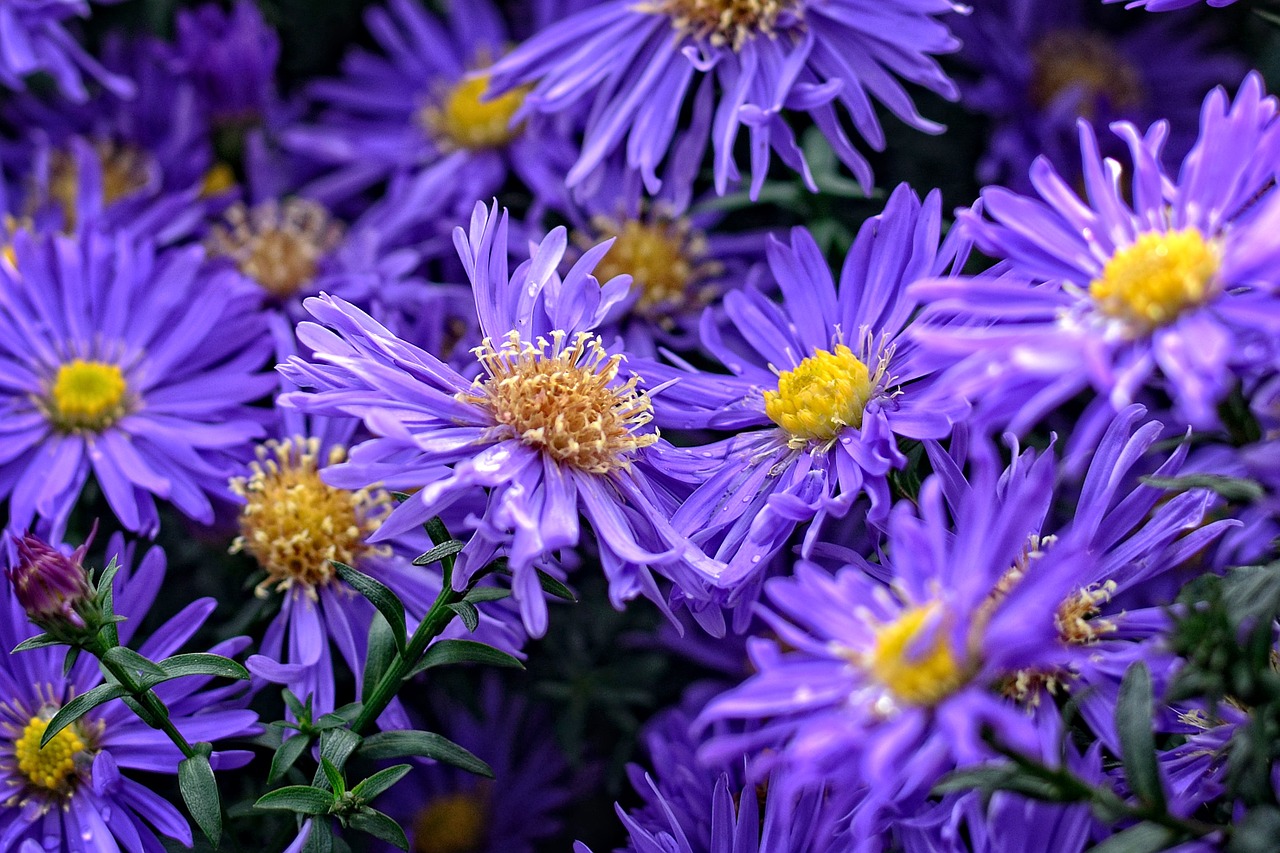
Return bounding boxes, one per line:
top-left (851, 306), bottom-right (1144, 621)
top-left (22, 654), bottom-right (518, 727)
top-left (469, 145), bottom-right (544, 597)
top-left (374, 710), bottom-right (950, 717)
top-left (447, 601), bottom-right (479, 632)
top-left (254, 786), bottom-right (336, 815)
top-left (178, 750), bottom-right (223, 847)
top-left (95, 557), bottom-right (122, 648)
top-left (1141, 474), bottom-right (1265, 503)
top-left (282, 689), bottom-right (310, 724)
top-left (320, 758), bottom-right (345, 797)
top-left (12, 633), bottom-right (60, 653)
top-left (103, 646), bottom-right (168, 680)
top-left (157, 653), bottom-right (251, 682)
top-left (411, 539), bottom-right (465, 567)
top-left (407, 640), bottom-right (523, 679)
top-left (313, 727), bottom-right (363, 786)
top-left (424, 516), bottom-right (452, 547)
top-left (462, 586), bottom-right (511, 603)
top-left (333, 562), bottom-right (406, 653)
top-left (302, 817), bottom-right (335, 853)
top-left (61, 646), bottom-right (80, 678)
top-left (269, 734), bottom-right (311, 784)
top-left (351, 764), bottom-right (412, 802)
top-left (535, 569), bottom-right (576, 602)
top-left (1086, 822), bottom-right (1177, 853)
top-left (42, 683), bottom-right (129, 746)
top-left (1117, 663), bottom-right (1167, 811)
top-left (362, 615), bottom-right (398, 704)
top-left (355, 731), bottom-right (493, 778)
top-left (348, 808), bottom-right (408, 851)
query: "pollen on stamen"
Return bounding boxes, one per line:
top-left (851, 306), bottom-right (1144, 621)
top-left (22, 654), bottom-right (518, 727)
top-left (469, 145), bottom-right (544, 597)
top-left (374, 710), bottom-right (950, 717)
top-left (412, 786), bottom-right (491, 853)
top-left (44, 141), bottom-right (153, 230)
top-left (639, 0), bottom-right (800, 49)
top-left (1029, 30), bottom-right (1143, 117)
top-left (463, 330), bottom-right (659, 475)
top-left (421, 73), bottom-right (528, 152)
top-left (12, 715), bottom-right (86, 794)
top-left (861, 604), bottom-right (970, 709)
top-left (230, 437), bottom-right (393, 597)
top-left (577, 212), bottom-right (722, 326)
top-left (1089, 228), bottom-right (1221, 330)
top-left (208, 199), bottom-right (343, 299)
top-left (764, 340), bottom-right (889, 448)
top-left (43, 359), bottom-right (129, 434)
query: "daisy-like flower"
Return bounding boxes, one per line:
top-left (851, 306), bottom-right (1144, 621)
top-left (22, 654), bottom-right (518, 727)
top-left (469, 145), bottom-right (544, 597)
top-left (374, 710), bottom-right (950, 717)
top-left (280, 0), bottom-right (577, 211)
top-left (173, 0), bottom-right (282, 129)
top-left (696, 451), bottom-right (1093, 844)
top-left (955, 0), bottom-right (1243, 192)
top-left (486, 0), bottom-right (965, 199)
top-left (639, 185), bottom-right (968, 602)
top-left (0, 1), bottom-right (132, 103)
top-left (0, 534), bottom-right (259, 851)
top-left (911, 73), bottom-right (1280, 433)
top-left (0, 229), bottom-right (275, 537)
top-left (281, 201), bottom-right (721, 636)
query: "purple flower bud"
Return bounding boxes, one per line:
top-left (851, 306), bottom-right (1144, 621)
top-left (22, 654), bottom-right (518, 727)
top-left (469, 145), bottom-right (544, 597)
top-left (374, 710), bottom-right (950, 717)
top-left (8, 533), bottom-right (93, 629)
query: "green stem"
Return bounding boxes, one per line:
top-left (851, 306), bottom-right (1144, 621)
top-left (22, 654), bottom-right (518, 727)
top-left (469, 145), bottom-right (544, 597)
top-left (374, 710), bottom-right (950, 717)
top-left (90, 639), bottom-right (197, 760)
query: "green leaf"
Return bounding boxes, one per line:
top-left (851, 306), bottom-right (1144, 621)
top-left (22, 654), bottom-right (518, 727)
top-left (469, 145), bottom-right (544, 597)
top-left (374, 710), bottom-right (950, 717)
top-left (362, 614), bottom-right (398, 704)
top-left (269, 733), bottom-right (311, 784)
top-left (42, 683), bottom-right (129, 746)
top-left (446, 601), bottom-right (479, 632)
top-left (95, 557), bottom-right (122, 648)
top-left (411, 539), bottom-right (465, 567)
top-left (61, 646), bottom-right (80, 678)
top-left (1086, 822), bottom-right (1177, 853)
top-left (424, 516), bottom-right (452, 548)
top-left (931, 765), bottom-right (1069, 802)
top-left (320, 758), bottom-right (345, 797)
top-left (462, 586), bottom-right (511, 603)
top-left (282, 689), bottom-right (311, 724)
top-left (351, 764), bottom-right (412, 802)
top-left (355, 731), bottom-right (493, 778)
top-left (407, 640), bottom-right (523, 678)
top-left (314, 727), bottom-right (363, 785)
top-left (103, 646), bottom-right (169, 681)
top-left (157, 653), bottom-right (251, 682)
top-left (1229, 806), bottom-right (1280, 853)
top-left (178, 749), bottom-right (223, 847)
top-left (1116, 663), bottom-right (1167, 811)
top-left (333, 562), bottom-right (406, 653)
top-left (12, 633), bottom-right (61, 653)
top-left (535, 569), bottom-right (576, 602)
top-left (348, 808), bottom-right (408, 851)
top-left (254, 786), bottom-right (336, 816)
top-left (1141, 473), bottom-right (1265, 503)
top-left (302, 817), bottom-right (335, 853)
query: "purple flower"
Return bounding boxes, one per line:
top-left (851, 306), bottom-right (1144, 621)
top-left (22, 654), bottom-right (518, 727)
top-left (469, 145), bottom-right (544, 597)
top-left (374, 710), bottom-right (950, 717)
top-left (0, 534), bottom-right (259, 851)
top-left (487, 0), bottom-right (964, 199)
top-left (0, 230), bottom-right (275, 536)
top-left (0, 1), bottom-right (133, 103)
top-left (912, 73), bottom-right (1280, 433)
top-left (281, 201), bottom-right (722, 636)
top-left (279, 0), bottom-right (578, 212)
top-left (7, 532), bottom-right (92, 630)
top-left (639, 185), bottom-right (968, 607)
top-left (955, 0), bottom-right (1243, 192)
top-left (173, 0), bottom-right (282, 127)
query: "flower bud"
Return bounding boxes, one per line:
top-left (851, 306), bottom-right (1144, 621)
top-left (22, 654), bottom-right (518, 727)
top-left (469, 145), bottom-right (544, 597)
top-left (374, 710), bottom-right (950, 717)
top-left (7, 533), bottom-right (93, 629)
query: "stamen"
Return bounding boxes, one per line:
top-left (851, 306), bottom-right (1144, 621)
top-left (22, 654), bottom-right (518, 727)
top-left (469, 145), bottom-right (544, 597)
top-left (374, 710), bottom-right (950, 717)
top-left (44, 359), bottom-right (129, 433)
top-left (764, 342), bottom-right (886, 448)
top-left (45, 141), bottom-right (152, 229)
top-left (14, 716), bottom-right (85, 793)
top-left (208, 199), bottom-right (343, 299)
top-left (1030, 31), bottom-right (1143, 117)
top-left (1090, 228), bottom-right (1220, 329)
top-left (639, 0), bottom-right (799, 49)
top-left (864, 604), bottom-right (968, 708)
top-left (421, 74), bottom-right (527, 151)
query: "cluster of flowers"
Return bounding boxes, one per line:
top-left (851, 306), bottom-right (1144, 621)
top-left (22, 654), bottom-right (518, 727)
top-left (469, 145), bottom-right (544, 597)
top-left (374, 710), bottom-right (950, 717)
top-left (0, 0), bottom-right (1277, 850)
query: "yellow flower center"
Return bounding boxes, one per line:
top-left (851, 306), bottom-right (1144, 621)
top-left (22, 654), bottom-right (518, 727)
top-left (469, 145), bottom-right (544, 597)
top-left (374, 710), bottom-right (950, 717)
top-left (412, 789), bottom-right (489, 853)
top-left (14, 716), bottom-right (85, 792)
top-left (201, 162), bottom-right (238, 197)
top-left (230, 437), bottom-right (393, 595)
top-left (868, 605), bottom-right (968, 708)
top-left (1030, 31), bottom-right (1143, 117)
top-left (208, 199), bottom-right (342, 299)
top-left (46, 141), bottom-right (151, 230)
top-left (582, 214), bottom-right (721, 322)
top-left (1089, 228), bottom-right (1220, 329)
top-left (643, 0), bottom-right (797, 48)
top-left (47, 359), bottom-right (128, 433)
top-left (764, 344), bottom-right (875, 446)
top-left (465, 330), bottom-right (658, 474)
top-left (422, 74), bottom-right (527, 151)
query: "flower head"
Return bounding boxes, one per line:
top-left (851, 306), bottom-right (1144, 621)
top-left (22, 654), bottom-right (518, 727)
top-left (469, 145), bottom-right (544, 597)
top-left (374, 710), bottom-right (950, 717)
top-left (7, 533), bottom-right (92, 630)
top-left (0, 1), bottom-right (134, 102)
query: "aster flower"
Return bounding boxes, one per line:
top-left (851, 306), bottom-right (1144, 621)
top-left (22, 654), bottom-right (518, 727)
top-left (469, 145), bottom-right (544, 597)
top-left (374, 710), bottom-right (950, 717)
top-left (173, 0), bottom-right (283, 130)
top-left (639, 185), bottom-right (968, 605)
top-left (955, 0), bottom-right (1243, 192)
top-left (281, 201), bottom-right (722, 636)
top-left (911, 73), bottom-right (1280, 433)
top-left (0, 1), bottom-right (133, 103)
top-left (0, 229), bottom-right (275, 537)
top-left (486, 0), bottom-right (965, 199)
top-left (0, 534), bottom-right (259, 851)
top-left (372, 676), bottom-right (571, 853)
top-left (279, 0), bottom-right (578, 212)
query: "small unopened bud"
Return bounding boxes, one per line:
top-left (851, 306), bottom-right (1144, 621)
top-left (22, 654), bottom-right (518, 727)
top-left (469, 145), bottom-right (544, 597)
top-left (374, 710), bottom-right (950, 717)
top-left (8, 533), bottom-right (93, 629)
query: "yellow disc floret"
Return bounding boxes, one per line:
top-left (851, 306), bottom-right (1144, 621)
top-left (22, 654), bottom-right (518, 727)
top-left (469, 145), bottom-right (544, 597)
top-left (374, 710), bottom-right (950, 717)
top-left (583, 214), bottom-right (721, 323)
top-left (1089, 228), bottom-right (1221, 329)
top-left (14, 716), bottom-right (84, 792)
top-left (230, 437), bottom-right (393, 596)
top-left (208, 199), bottom-right (342, 299)
top-left (47, 359), bottom-right (128, 433)
top-left (46, 141), bottom-right (151, 230)
top-left (868, 605), bottom-right (968, 708)
top-left (643, 0), bottom-right (798, 49)
top-left (423, 74), bottom-right (526, 151)
top-left (764, 344), bottom-right (875, 446)
top-left (412, 789), bottom-right (489, 853)
top-left (1030, 31), bottom-right (1143, 117)
top-left (465, 330), bottom-right (658, 474)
